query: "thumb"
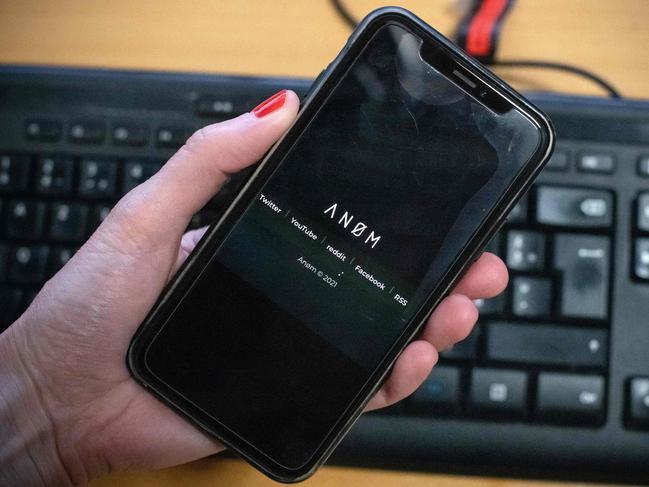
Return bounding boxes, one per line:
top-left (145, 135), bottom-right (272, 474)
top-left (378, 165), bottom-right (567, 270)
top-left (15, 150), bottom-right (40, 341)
top-left (115, 89), bottom-right (300, 238)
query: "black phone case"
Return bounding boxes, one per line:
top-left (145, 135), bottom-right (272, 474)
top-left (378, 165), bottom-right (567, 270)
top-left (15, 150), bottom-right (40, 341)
top-left (127, 6), bottom-right (555, 483)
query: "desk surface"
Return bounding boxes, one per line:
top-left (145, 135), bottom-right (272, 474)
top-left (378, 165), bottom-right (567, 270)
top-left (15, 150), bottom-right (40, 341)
top-left (1, 0), bottom-right (645, 485)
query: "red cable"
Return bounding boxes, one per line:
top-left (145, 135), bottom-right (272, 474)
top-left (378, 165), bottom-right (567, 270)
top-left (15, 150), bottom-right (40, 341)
top-left (466, 0), bottom-right (509, 58)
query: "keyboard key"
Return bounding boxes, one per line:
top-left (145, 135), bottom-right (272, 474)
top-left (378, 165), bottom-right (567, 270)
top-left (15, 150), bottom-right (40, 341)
top-left (195, 97), bottom-right (240, 117)
top-left (507, 193), bottom-right (528, 224)
top-left (88, 204), bottom-right (112, 234)
top-left (0, 286), bottom-right (24, 329)
top-left (545, 150), bottom-right (569, 171)
top-left (506, 230), bottom-right (545, 271)
top-left (50, 203), bottom-right (89, 241)
top-left (408, 365), bottom-right (461, 414)
top-left (25, 118), bottom-right (62, 142)
top-left (49, 247), bottom-right (75, 276)
top-left (635, 238), bottom-right (649, 280)
top-left (0, 155), bottom-right (30, 193)
top-left (122, 161), bottom-right (162, 193)
top-left (69, 120), bottom-right (106, 144)
top-left (35, 156), bottom-right (74, 195)
top-left (157, 126), bottom-right (187, 148)
top-left (113, 123), bottom-right (148, 146)
top-left (474, 294), bottom-right (505, 316)
top-left (9, 245), bottom-right (49, 284)
top-left (554, 234), bottom-right (610, 320)
top-left (638, 155), bottom-right (649, 178)
top-left (442, 324), bottom-right (481, 360)
top-left (627, 378), bottom-right (649, 428)
top-left (637, 192), bottom-right (649, 232)
top-left (536, 186), bottom-right (613, 228)
top-left (469, 368), bottom-right (527, 417)
top-left (511, 276), bottom-right (552, 318)
top-left (577, 152), bottom-right (616, 174)
top-left (5, 200), bottom-right (46, 239)
top-left (536, 373), bottom-right (605, 425)
top-left (79, 159), bottom-right (118, 198)
top-left (486, 322), bottom-right (607, 368)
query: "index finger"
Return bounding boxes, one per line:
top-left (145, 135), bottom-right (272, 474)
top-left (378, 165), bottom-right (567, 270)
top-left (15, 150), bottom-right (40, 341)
top-left (452, 252), bottom-right (508, 299)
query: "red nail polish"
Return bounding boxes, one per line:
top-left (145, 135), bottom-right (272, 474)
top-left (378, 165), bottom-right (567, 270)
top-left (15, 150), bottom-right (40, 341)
top-left (252, 90), bottom-right (288, 118)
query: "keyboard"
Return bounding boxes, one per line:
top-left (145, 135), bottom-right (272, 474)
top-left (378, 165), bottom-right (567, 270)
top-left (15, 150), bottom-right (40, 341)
top-left (1, 65), bottom-right (648, 483)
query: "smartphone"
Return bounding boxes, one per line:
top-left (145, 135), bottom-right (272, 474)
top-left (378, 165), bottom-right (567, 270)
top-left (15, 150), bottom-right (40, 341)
top-left (128, 7), bottom-right (554, 482)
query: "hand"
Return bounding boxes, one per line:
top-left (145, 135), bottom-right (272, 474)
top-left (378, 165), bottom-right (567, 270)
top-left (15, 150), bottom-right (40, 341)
top-left (0, 90), bottom-right (507, 485)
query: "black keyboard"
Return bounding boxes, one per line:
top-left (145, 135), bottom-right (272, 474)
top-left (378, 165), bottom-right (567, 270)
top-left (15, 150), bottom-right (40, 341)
top-left (1, 66), bottom-right (648, 483)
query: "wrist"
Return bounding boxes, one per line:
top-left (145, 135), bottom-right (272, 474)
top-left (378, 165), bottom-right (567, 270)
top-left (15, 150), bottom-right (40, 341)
top-left (0, 323), bottom-right (77, 486)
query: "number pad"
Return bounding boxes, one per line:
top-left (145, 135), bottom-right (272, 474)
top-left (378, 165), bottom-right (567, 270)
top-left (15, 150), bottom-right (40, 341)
top-left (536, 373), bottom-right (605, 425)
top-left (536, 186), bottom-right (613, 229)
top-left (5, 200), bottom-right (46, 239)
top-left (122, 161), bottom-right (162, 194)
top-left (50, 203), bottom-right (89, 242)
top-left (511, 276), bottom-right (552, 318)
top-left (635, 239), bottom-right (649, 281)
top-left (88, 204), bottom-right (112, 235)
top-left (0, 155), bottom-right (30, 193)
top-left (637, 192), bottom-right (649, 232)
top-left (79, 159), bottom-right (117, 198)
top-left (469, 368), bottom-right (528, 418)
top-left (506, 230), bottom-right (545, 271)
top-left (8, 245), bottom-right (49, 284)
top-left (49, 247), bottom-right (75, 275)
top-left (36, 156), bottom-right (74, 195)
top-left (554, 233), bottom-right (610, 320)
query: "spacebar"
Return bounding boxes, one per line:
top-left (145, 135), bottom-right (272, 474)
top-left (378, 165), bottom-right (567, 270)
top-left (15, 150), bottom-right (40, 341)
top-left (486, 322), bottom-right (608, 368)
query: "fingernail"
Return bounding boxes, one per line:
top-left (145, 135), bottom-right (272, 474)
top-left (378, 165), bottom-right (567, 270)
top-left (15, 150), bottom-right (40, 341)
top-left (252, 90), bottom-right (288, 118)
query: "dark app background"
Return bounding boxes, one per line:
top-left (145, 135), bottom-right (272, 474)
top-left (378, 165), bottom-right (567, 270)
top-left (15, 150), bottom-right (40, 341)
top-left (145, 24), bottom-right (541, 469)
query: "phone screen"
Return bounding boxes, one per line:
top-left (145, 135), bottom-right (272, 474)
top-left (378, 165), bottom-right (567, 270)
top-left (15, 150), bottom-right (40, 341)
top-left (144, 24), bottom-right (541, 469)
